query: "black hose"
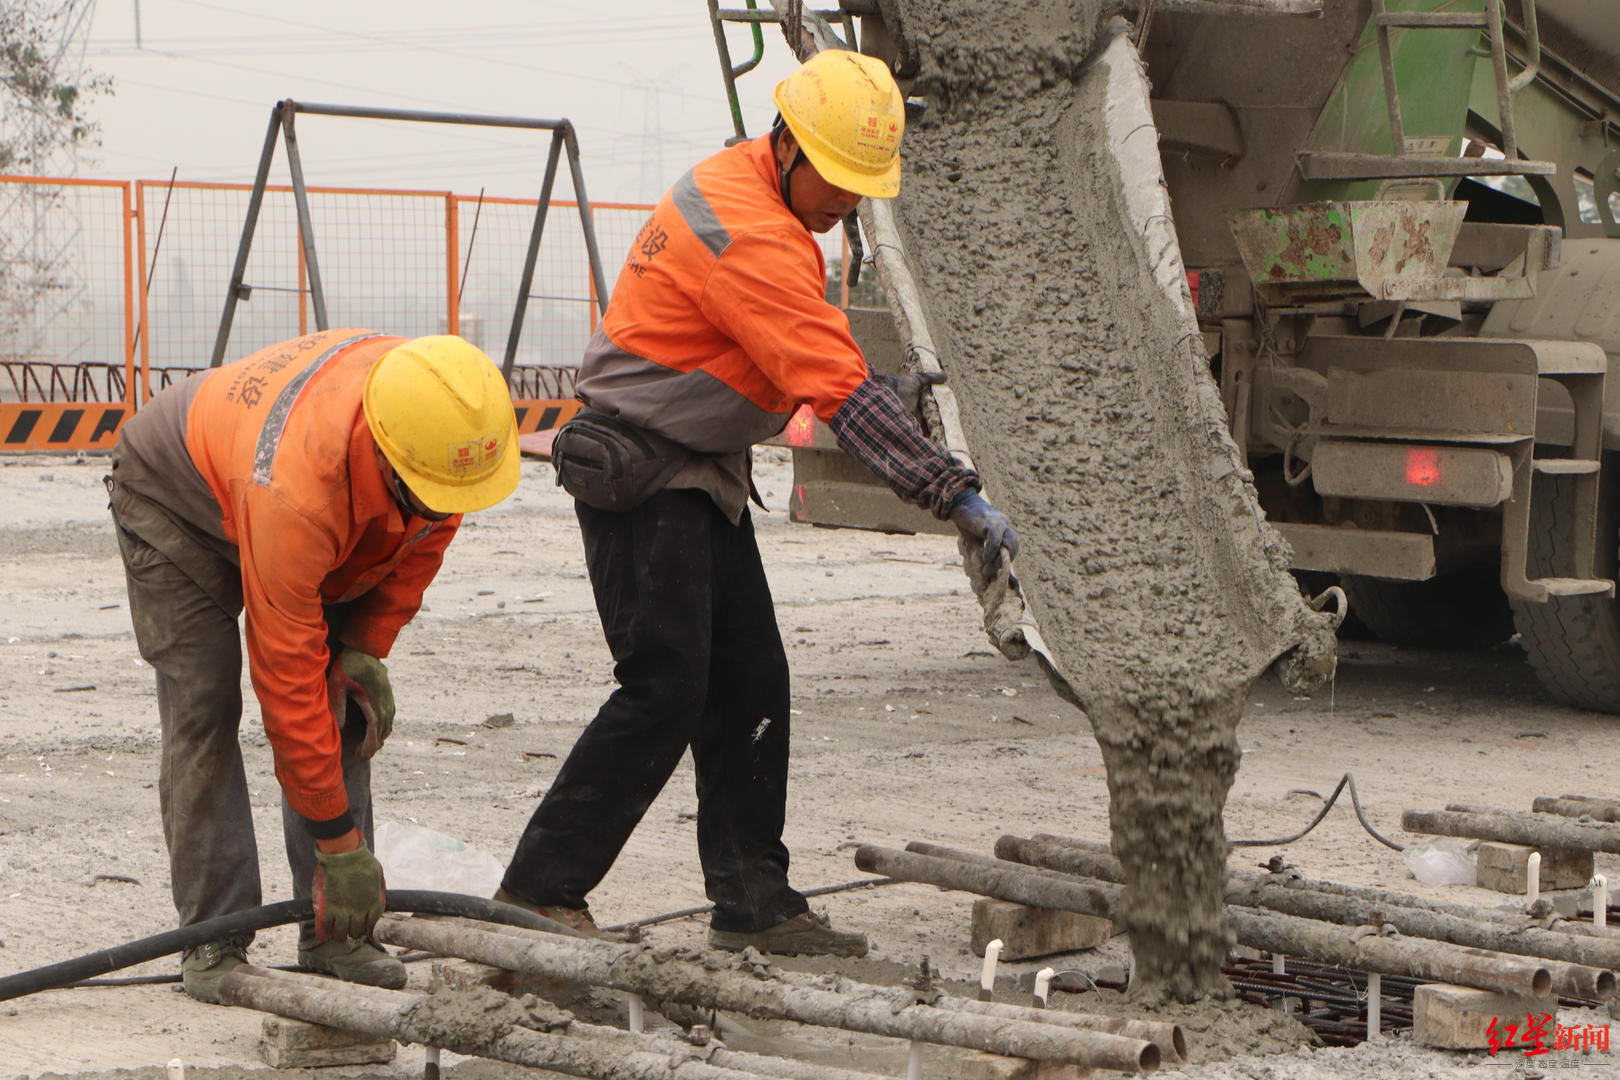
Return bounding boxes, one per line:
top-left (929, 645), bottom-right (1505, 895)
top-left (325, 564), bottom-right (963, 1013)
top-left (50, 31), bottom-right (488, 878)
top-left (1231, 772), bottom-right (1404, 851)
top-left (0, 889), bottom-right (579, 1004)
top-left (65, 952), bottom-right (449, 990)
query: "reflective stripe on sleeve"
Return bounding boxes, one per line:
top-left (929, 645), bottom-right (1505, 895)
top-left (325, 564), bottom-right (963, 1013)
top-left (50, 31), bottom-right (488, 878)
top-left (673, 170), bottom-right (732, 258)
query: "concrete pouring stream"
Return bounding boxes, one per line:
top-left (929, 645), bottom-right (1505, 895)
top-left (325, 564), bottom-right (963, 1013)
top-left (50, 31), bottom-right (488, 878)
top-left (871, 0), bottom-right (1338, 1002)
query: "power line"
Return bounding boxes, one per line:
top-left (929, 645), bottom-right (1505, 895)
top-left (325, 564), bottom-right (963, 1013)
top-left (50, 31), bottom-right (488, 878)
top-left (91, 20), bottom-right (709, 52)
top-left (140, 0), bottom-right (740, 106)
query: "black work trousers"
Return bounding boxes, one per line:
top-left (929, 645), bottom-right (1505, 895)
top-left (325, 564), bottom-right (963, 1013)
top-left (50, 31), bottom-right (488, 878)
top-left (502, 489), bottom-right (807, 932)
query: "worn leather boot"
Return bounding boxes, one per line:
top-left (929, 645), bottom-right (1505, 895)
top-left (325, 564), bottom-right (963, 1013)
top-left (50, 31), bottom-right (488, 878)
top-left (493, 886), bottom-right (633, 942)
top-left (180, 935), bottom-right (249, 1004)
top-left (708, 911), bottom-right (868, 958)
top-left (297, 939), bottom-right (407, 988)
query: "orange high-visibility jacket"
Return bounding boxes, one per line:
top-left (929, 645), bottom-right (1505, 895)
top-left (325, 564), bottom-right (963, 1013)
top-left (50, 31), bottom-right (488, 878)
top-left (185, 329), bottom-right (459, 823)
top-left (575, 133), bottom-right (868, 519)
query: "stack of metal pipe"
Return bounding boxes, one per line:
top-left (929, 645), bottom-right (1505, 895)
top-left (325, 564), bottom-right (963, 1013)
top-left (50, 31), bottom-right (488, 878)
top-left (218, 913), bottom-right (1184, 1076)
top-left (851, 837), bottom-right (1619, 1004)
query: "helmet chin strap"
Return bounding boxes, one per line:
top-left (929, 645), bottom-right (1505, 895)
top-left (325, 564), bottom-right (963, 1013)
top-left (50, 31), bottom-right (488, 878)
top-left (779, 150), bottom-right (803, 209)
top-left (770, 115), bottom-right (805, 212)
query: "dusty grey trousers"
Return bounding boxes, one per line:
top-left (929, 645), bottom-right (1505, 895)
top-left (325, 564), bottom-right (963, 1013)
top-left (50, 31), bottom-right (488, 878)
top-left (114, 519), bottom-right (374, 948)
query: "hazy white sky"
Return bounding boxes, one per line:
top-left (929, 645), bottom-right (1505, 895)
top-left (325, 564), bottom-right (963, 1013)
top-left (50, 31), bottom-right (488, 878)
top-left (78, 0), bottom-right (805, 205)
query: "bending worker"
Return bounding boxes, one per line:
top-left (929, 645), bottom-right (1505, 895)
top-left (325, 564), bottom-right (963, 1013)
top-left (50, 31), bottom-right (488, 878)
top-left (107, 330), bottom-right (519, 1002)
top-left (496, 50), bottom-right (1018, 957)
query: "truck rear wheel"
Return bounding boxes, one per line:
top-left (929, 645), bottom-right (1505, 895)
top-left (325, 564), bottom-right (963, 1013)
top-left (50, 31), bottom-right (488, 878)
top-left (1341, 568), bottom-right (1515, 652)
top-left (1510, 459), bottom-right (1620, 714)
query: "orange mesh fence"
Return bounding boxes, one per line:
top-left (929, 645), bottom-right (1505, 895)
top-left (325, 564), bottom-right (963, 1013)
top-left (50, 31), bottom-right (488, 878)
top-left (137, 182), bottom-right (454, 375)
top-left (0, 176), bottom-right (133, 396)
top-left (4, 171), bottom-right (849, 453)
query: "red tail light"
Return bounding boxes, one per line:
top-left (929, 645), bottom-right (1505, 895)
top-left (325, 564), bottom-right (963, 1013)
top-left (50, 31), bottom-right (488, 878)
top-left (1405, 447), bottom-right (1442, 487)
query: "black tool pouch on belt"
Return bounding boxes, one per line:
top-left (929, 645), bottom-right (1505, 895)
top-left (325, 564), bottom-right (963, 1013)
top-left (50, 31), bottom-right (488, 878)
top-left (551, 409), bottom-right (694, 513)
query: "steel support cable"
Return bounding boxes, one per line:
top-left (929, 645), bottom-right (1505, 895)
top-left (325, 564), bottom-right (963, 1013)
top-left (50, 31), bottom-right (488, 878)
top-left (0, 890), bottom-right (580, 1004)
top-left (1232, 772), bottom-right (1405, 851)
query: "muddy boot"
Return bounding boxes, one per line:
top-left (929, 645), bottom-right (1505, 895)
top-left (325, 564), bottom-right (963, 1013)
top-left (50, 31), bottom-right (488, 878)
top-left (493, 886), bottom-right (633, 942)
top-left (297, 939), bottom-right (408, 988)
top-left (708, 912), bottom-right (868, 958)
top-left (180, 935), bottom-right (250, 1004)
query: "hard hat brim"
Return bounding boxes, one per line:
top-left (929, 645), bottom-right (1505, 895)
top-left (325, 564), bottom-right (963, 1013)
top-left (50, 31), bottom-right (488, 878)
top-left (772, 83), bottom-right (902, 200)
top-left (383, 415), bottom-right (522, 515)
top-left (802, 145), bottom-right (901, 199)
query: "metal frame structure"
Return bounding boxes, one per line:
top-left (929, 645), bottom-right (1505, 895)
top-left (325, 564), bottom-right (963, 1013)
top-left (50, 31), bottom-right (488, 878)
top-left (210, 100), bottom-right (611, 378)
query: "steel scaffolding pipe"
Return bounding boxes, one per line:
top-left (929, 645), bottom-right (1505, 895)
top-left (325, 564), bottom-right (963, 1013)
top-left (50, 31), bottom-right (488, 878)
top-left (1011, 833), bottom-right (1620, 941)
top-left (1222, 882), bottom-right (1614, 999)
top-left (424, 913), bottom-right (1186, 1067)
top-left (1405, 808), bottom-right (1620, 854)
top-left (768, 964), bottom-right (1186, 1065)
top-left (228, 966), bottom-right (888, 1080)
top-left (909, 841), bottom-right (1078, 880)
top-left (855, 846), bottom-right (1121, 915)
top-left (258, 967), bottom-right (887, 1080)
top-left (1532, 796), bottom-right (1620, 822)
top-left (992, 836), bottom-right (1619, 993)
top-left (372, 915), bottom-right (1159, 1072)
top-left (220, 968), bottom-right (767, 1080)
top-left (857, 845), bottom-right (1555, 999)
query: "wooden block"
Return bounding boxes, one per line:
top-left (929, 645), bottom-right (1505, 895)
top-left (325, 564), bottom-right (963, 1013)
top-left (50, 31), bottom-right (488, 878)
top-left (1411, 983), bottom-right (1553, 1050)
top-left (971, 899), bottom-right (1113, 961)
top-left (1474, 842), bottom-right (1593, 894)
top-left (432, 957), bottom-right (571, 998)
top-left (259, 1016), bottom-right (396, 1068)
top-left (432, 958), bottom-right (510, 991)
top-left (957, 1053), bottom-right (1092, 1080)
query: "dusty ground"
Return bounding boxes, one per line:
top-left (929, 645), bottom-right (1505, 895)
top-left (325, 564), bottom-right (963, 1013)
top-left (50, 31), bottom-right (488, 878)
top-left (3, 451), bottom-right (1620, 1078)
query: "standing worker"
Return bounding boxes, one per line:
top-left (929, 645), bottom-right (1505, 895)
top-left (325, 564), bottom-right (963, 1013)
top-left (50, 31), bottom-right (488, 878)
top-left (107, 329), bottom-right (520, 1002)
top-left (496, 50), bottom-right (1018, 957)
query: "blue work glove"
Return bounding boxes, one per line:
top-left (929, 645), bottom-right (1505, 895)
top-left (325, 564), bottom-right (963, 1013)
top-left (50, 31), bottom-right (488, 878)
top-left (874, 369), bottom-right (948, 409)
top-left (949, 490), bottom-right (1019, 574)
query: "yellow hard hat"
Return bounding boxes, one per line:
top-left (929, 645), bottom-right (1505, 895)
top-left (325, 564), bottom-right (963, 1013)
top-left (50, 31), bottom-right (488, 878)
top-left (773, 50), bottom-right (904, 199)
top-left (363, 335), bottom-right (520, 514)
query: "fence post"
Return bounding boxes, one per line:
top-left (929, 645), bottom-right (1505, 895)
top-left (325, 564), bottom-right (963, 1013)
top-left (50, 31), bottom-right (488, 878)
top-left (297, 224), bottom-right (310, 338)
top-left (446, 193), bottom-right (460, 337)
top-left (122, 180), bottom-right (139, 409)
top-left (587, 202), bottom-right (599, 336)
top-left (133, 179), bottom-right (154, 404)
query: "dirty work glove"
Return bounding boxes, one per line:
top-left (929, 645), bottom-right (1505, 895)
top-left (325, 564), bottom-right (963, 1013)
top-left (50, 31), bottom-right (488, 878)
top-left (313, 842), bottom-right (386, 942)
top-left (874, 369), bottom-right (948, 410)
top-left (949, 490), bottom-right (1020, 574)
top-left (327, 649), bottom-right (394, 759)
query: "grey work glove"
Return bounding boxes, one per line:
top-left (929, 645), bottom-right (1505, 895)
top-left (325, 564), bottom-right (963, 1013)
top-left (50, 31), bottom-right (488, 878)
top-left (312, 842), bottom-right (386, 941)
top-left (949, 490), bottom-right (1020, 574)
top-left (327, 649), bottom-right (394, 759)
top-left (874, 369), bottom-right (947, 409)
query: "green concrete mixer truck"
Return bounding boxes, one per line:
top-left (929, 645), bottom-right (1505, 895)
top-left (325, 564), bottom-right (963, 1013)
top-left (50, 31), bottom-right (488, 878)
top-left (704, 0), bottom-right (1620, 713)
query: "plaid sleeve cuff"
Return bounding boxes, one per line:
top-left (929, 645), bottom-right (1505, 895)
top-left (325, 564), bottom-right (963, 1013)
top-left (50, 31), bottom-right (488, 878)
top-left (828, 378), bottom-right (980, 520)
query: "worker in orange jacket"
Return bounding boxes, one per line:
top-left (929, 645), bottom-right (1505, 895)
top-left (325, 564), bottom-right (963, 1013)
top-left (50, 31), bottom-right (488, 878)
top-left (107, 331), bottom-right (519, 1002)
top-left (496, 51), bottom-right (1018, 956)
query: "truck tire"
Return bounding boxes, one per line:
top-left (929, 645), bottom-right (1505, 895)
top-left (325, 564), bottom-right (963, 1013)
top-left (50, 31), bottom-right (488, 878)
top-left (1510, 460), bottom-right (1620, 714)
top-left (1341, 567), bottom-right (1515, 652)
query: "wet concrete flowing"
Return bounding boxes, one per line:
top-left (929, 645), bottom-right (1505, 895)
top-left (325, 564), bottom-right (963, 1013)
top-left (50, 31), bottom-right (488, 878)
top-left (875, 0), bottom-right (1337, 1001)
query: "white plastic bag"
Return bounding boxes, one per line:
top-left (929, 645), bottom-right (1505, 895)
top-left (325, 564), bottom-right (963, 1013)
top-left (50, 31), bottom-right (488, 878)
top-left (374, 820), bottom-right (506, 897)
top-left (1403, 837), bottom-right (1477, 887)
